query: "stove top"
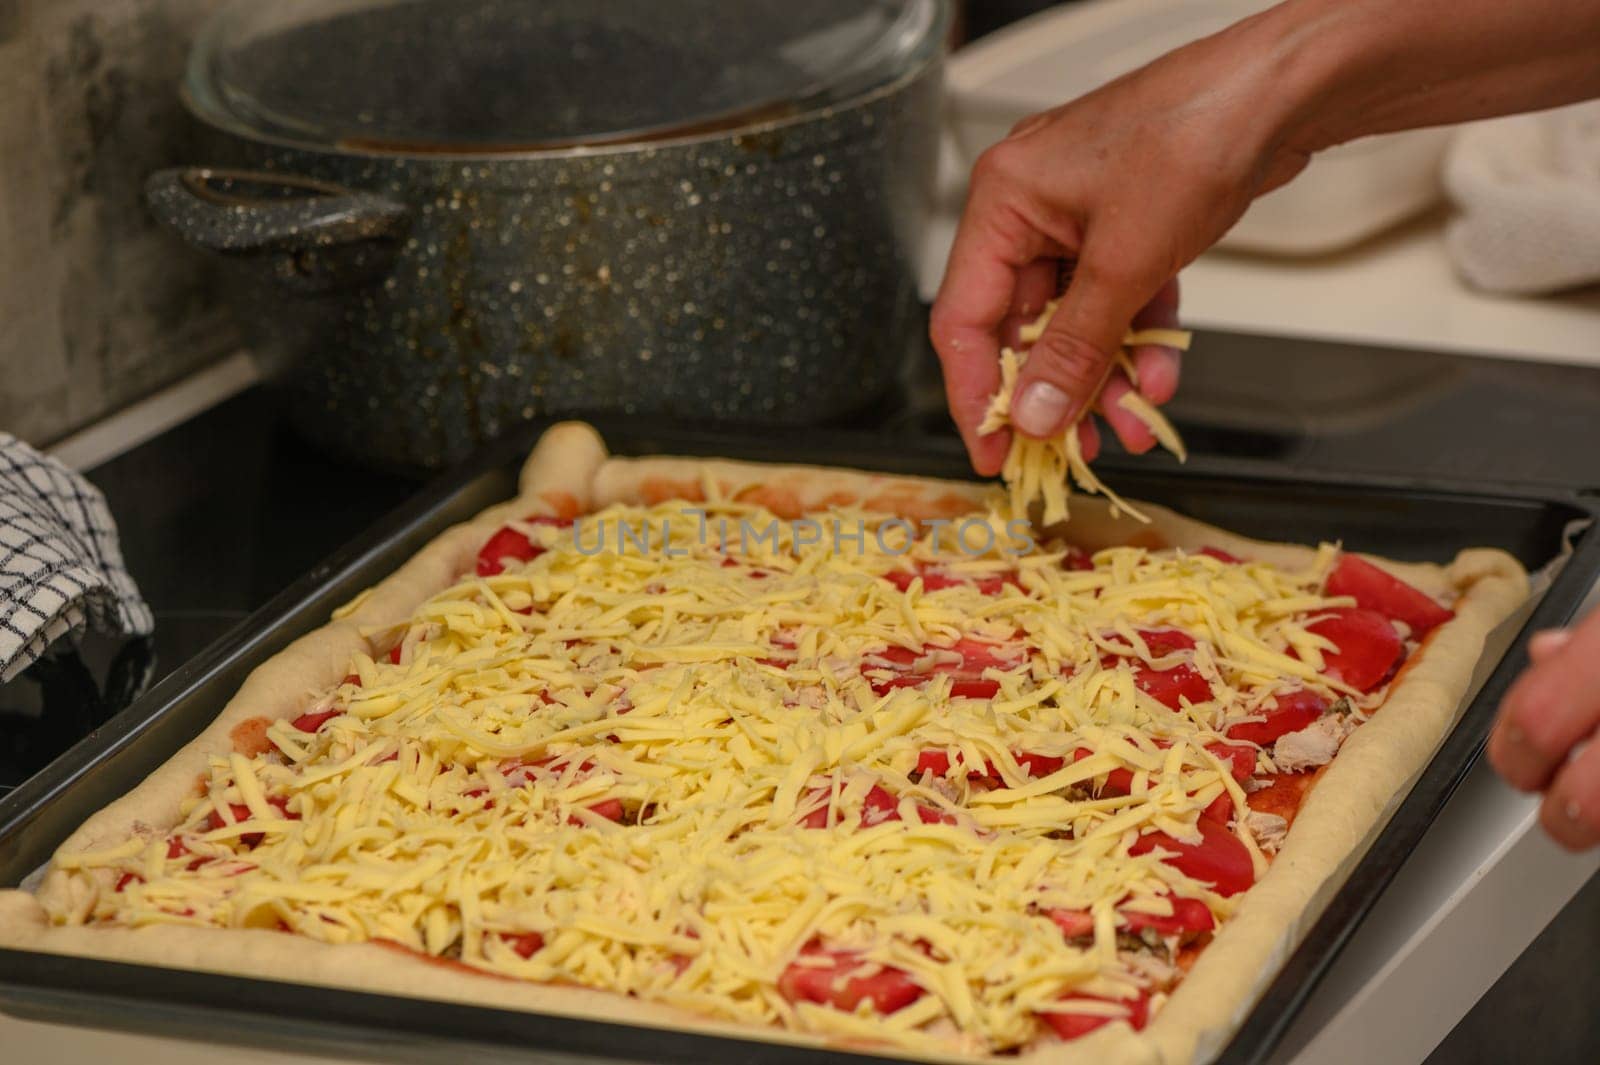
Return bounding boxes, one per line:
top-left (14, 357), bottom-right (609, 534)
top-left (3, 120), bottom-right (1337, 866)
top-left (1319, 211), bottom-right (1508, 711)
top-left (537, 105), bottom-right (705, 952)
top-left (2, 326), bottom-right (1597, 792)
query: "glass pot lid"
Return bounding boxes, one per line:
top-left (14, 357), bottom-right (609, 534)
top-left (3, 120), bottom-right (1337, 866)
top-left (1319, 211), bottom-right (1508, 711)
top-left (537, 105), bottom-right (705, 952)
top-left (184, 0), bottom-right (944, 153)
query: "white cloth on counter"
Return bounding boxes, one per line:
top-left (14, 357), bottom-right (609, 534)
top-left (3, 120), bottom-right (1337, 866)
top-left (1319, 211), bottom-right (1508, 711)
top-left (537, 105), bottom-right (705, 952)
top-left (0, 435), bottom-right (152, 682)
top-left (1443, 101), bottom-right (1600, 295)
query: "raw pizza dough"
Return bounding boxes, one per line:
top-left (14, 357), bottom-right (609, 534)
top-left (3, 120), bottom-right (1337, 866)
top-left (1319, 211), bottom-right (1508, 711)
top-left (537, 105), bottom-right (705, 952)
top-left (0, 422), bottom-right (1529, 1065)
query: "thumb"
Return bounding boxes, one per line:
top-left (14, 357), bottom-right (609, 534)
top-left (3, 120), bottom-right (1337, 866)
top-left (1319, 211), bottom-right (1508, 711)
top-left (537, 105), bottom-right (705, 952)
top-left (1010, 248), bottom-right (1164, 439)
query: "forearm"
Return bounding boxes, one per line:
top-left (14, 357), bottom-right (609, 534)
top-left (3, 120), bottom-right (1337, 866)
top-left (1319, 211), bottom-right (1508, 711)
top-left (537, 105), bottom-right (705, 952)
top-left (1242, 0), bottom-right (1600, 153)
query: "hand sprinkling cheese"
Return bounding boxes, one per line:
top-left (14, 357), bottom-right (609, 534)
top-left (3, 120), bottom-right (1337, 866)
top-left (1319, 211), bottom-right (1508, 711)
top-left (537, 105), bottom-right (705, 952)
top-left (981, 301), bottom-right (1192, 526)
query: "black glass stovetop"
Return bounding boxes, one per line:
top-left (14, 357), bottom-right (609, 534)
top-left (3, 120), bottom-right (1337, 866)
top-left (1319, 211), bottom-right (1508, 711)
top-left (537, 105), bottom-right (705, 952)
top-left (2, 326), bottom-right (1597, 793)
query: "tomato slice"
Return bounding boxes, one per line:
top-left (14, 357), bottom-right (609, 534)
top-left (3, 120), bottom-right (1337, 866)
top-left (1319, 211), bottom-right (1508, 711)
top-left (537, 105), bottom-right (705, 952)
top-left (918, 749), bottom-right (1065, 787)
top-left (865, 638), bottom-right (1021, 698)
top-left (1047, 908), bottom-right (1095, 939)
top-left (1120, 894), bottom-right (1215, 938)
top-left (1198, 546), bottom-right (1243, 564)
top-left (1226, 689), bottom-right (1330, 746)
top-left (114, 872), bottom-right (141, 893)
top-left (801, 784), bottom-right (954, 828)
top-left (475, 517), bottom-right (572, 577)
top-left (778, 944), bottom-right (924, 1014)
top-left (1307, 607), bottom-right (1404, 692)
top-left (503, 931), bottom-right (545, 958)
top-left (1046, 896), bottom-right (1212, 942)
top-left (883, 565), bottom-right (1019, 595)
top-left (291, 708), bottom-right (341, 733)
top-left (1101, 629), bottom-right (1214, 709)
top-left (1062, 549), bottom-right (1096, 572)
top-left (1205, 742), bottom-right (1258, 782)
top-left (1129, 818), bottom-right (1255, 897)
top-left (1326, 554), bottom-right (1453, 637)
top-left (1040, 990), bottom-right (1151, 1040)
top-left (387, 644), bottom-right (404, 665)
top-left (584, 798), bottom-right (626, 823)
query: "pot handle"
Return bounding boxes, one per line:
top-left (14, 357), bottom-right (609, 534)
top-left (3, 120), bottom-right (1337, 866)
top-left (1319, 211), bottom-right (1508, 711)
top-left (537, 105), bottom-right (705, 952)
top-left (146, 167), bottom-right (409, 252)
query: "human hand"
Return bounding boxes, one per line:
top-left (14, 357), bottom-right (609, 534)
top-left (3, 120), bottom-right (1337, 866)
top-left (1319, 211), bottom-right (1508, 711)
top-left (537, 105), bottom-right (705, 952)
top-left (1487, 610), bottom-right (1600, 850)
top-left (929, 13), bottom-right (1327, 475)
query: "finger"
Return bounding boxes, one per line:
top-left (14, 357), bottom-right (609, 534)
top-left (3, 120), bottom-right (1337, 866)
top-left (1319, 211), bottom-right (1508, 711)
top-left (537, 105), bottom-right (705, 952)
top-left (1528, 628), bottom-right (1573, 664)
top-left (1010, 235), bottom-right (1168, 439)
top-left (1131, 277), bottom-right (1181, 331)
top-left (1010, 259), bottom-right (1060, 321)
top-left (1097, 371), bottom-right (1157, 454)
top-left (1130, 345), bottom-right (1183, 406)
top-left (1077, 418), bottom-right (1101, 464)
top-left (931, 179), bottom-right (1060, 472)
top-left (1128, 277), bottom-right (1184, 404)
top-left (1539, 736), bottom-right (1600, 851)
top-left (1488, 609), bottom-right (1600, 791)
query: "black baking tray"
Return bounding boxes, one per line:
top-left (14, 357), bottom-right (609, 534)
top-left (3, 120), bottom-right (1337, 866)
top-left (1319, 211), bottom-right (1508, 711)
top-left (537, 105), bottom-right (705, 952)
top-left (2, 418), bottom-right (1598, 1065)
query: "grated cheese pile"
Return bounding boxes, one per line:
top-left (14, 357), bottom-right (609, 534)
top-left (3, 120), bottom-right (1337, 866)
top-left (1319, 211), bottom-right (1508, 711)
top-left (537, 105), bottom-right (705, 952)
top-left (981, 300), bottom-right (1193, 526)
top-left (53, 497), bottom-right (1363, 1055)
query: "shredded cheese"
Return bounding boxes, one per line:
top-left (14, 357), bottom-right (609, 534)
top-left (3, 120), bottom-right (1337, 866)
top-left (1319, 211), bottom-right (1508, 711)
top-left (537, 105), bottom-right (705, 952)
top-left (984, 301), bottom-right (1193, 526)
top-left (56, 501), bottom-right (1366, 1054)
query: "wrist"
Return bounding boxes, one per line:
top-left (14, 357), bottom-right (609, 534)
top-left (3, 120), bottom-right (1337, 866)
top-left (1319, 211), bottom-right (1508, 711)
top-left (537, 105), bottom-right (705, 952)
top-left (1225, 0), bottom-right (1381, 157)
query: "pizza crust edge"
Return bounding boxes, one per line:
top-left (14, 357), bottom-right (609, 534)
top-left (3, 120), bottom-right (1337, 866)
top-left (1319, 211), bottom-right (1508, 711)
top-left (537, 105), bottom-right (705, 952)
top-left (0, 423), bottom-right (1529, 1065)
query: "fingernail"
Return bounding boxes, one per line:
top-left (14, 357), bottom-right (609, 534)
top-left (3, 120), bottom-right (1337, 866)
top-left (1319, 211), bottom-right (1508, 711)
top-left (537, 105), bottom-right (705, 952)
top-left (1013, 381), bottom-right (1075, 437)
top-left (1565, 800), bottom-right (1584, 822)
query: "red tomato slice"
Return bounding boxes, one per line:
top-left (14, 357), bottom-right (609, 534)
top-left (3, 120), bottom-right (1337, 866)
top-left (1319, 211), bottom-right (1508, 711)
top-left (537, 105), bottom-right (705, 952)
top-left (916, 749), bottom-right (1064, 785)
top-left (503, 931), bottom-right (544, 958)
top-left (801, 784), bottom-right (954, 828)
top-left (1072, 747), bottom-right (1136, 796)
top-left (1101, 630), bottom-right (1213, 709)
top-left (475, 517), bottom-right (571, 577)
top-left (1047, 908), bottom-right (1095, 939)
top-left (1205, 742), bottom-right (1258, 782)
top-left (114, 872), bottom-right (141, 893)
top-left (1226, 689), bottom-right (1330, 746)
top-left (1121, 895), bottom-right (1216, 938)
top-left (1326, 554), bottom-right (1453, 637)
top-left (1017, 751), bottom-right (1067, 777)
top-left (1040, 990), bottom-right (1151, 1041)
top-left (584, 798), bottom-right (626, 823)
top-left (1062, 549), bottom-right (1096, 572)
top-left (387, 644), bottom-right (403, 665)
top-left (166, 838), bottom-right (189, 860)
top-left (1198, 546), bottom-right (1243, 564)
top-left (778, 944), bottom-right (924, 1014)
top-left (291, 708), bottom-right (341, 733)
top-left (866, 638), bottom-right (1021, 698)
top-left (1200, 792), bottom-right (1234, 824)
top-left (1307, 607), bottom-right (1404, 692)
top-left (1129, 819), bottom-right (1255, 897)
top-left (340, 673), bottom-right (362, 687)
top-left (883, 565), bottom-right (1019, 595)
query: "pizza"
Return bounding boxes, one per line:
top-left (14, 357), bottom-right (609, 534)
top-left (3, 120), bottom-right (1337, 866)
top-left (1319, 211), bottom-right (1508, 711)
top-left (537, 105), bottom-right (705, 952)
top-left (0, 423), bottom-right (1526, 1064)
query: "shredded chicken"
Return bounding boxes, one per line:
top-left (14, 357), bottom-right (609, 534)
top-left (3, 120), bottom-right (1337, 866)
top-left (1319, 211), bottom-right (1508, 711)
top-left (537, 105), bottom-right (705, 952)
top-left (1245, 811), bottom-right (1289, 854)
top-left (1273, 714), bottom-right (1358, 773)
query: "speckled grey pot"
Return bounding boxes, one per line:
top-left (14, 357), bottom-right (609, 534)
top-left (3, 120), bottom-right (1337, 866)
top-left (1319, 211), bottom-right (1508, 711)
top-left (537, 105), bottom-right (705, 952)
top-left (147, 42), bottom-right (944, 471)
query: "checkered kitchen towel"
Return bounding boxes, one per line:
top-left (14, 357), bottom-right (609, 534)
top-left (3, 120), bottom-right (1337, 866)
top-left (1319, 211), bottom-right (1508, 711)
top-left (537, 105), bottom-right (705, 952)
top-left (0, 434), bottom-right (152, 683)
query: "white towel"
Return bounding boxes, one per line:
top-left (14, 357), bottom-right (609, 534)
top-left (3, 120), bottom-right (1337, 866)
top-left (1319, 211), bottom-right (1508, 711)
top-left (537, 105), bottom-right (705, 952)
top-left (0, 436), bottom-right (153, 682)
top-left (1443, 102), bottom-right (1600, 295)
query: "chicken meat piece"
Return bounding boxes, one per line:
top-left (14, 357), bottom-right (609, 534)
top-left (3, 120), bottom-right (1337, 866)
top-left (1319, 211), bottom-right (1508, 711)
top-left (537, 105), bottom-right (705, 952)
top-left (1272, 714), bottom-right (1357, 773)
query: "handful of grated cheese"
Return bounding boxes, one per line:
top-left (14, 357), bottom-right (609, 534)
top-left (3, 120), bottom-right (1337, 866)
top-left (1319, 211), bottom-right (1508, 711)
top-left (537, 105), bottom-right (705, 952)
top-left (981, 301), bottom-right (1192, 526)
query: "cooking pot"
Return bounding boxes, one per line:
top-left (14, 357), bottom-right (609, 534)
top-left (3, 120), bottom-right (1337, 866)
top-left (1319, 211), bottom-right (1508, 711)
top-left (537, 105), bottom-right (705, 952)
top-left (149, 0), bottom-right (948, 470)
